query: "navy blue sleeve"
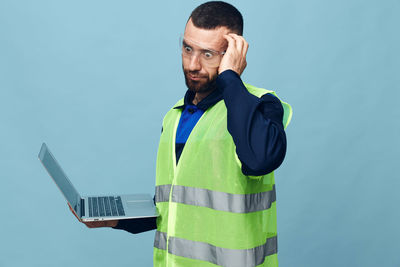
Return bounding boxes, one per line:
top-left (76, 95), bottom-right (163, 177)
top-left (112, 217), bottom-right (157, 234)
top-left (216, 70), bottom-right (287, 176)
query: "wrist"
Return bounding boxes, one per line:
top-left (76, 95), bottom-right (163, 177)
top-left (218, 67), bottom-right (239, 76)
top-left (216, 70), bottom-right (242, 90)
top-left (109, 220), bottom-right (119, 227)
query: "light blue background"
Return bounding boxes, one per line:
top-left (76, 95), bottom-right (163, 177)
top-left (1, 0), bottom-right (399, 266)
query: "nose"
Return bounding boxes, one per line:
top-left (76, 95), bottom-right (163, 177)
top-left (187, 54), bottom-right (202, 71)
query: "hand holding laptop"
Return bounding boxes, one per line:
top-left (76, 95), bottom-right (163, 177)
top-left (38, 143), bottom-right (158, 227)
top-left (68, 203), bottom-right (118, 228)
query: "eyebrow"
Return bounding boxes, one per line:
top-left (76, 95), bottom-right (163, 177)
top-left (182, 40), bottom-right (217, 54)
top-left (182, 40), bottom-right (192, 48)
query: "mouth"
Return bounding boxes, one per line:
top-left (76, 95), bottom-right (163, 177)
top-left (187, 74), bottom-right (206, 81)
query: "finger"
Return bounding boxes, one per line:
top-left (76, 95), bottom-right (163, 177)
top-left (85, 223), bottom-right (96, 228)
top-left (238, 35), bottom-right (248, 52)
top-left (229, 33), bottom-right (247, 54)
top-left (242, 38), bottom-right (249, 58)
top-left (228, 33), bottom-right (244, 52)
top-left (222, 34), bottom-right (236, 54)
top-left (84, 222), bottom-right (102, 228)
top-left (83, 220), bottom-right (118, 228)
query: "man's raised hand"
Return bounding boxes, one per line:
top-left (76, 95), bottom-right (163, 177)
top-left (218, 33), bottom-right (249, 76)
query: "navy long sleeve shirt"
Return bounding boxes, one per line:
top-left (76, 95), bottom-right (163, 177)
top-left (114, 70), bottom-right (286, 234)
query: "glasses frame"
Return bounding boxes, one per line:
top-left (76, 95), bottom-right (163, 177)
top-left (179, 35), bottom-right (226, 68)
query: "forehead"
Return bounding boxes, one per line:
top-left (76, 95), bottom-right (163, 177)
top-left (184, 19), bottom-right (230, 50)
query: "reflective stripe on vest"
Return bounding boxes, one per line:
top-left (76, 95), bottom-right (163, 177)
top-left (155, 184), bottom-right (276, 213)
top-left (154, 230), bottom-right (277, 267)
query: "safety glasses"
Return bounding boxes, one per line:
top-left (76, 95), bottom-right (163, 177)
top-left (180, 35), bottom-right (225, 68)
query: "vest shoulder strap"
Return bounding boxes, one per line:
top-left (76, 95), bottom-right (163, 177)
top-left (243, 82), bottom-right (293, 129)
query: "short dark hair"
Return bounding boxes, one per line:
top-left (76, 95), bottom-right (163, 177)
top-left (189, 1), bottom-right (243, 35)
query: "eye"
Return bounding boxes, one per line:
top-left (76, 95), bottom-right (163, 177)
top-left (183, 46), bottom-right (192, 53)
top-left (203, 51), bottom-right (214, 59)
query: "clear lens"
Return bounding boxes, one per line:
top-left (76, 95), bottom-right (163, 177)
top-left (180, 36), bottom-right (224, 68)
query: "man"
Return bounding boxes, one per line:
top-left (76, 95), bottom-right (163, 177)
top-left (73, 1), bottom-right (292, 266)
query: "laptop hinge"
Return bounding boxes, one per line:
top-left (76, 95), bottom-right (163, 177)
top-left (80, 198), bottom-right (85, 217)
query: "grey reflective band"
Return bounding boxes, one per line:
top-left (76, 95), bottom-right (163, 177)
top-left (155, 184), bottom-right (276, 213)
top-left (155, 184), bottom-right (172, 203)
top-left (154, 231), bottom-right (277, 266)
top-left (172, 185), bottom-right (276, 213)
top-left (167, 235), bottom-right (277, 267)
top-left (154, 231), bottom-right (167, 250)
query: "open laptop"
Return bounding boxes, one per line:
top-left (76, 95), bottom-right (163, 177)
top-left (38, 143), bottom-right (158, 222)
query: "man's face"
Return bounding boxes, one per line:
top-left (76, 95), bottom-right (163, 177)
top-left (182, 19), bottom-right (230, 93)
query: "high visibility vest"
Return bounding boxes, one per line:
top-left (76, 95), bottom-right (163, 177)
top-left (153, 83), bottom-right (292, 267)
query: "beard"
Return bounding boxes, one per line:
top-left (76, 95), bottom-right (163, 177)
top-left (183, 67), bottom-right (218, 94)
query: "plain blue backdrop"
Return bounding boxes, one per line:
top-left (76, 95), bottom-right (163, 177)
top-left (1, 0), bottom-right (399, 266)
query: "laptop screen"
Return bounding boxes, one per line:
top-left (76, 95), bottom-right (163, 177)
top-left (38, 143), bottom-right (82, 214)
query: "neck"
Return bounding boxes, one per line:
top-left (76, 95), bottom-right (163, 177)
top-left (192, 89), bottom-right (215, 105)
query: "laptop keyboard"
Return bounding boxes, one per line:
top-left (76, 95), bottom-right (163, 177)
top-left (88, 196), bottom-right (125, 217)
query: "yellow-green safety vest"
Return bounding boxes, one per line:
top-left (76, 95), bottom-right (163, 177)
top-left (153, 83), bottom-right (292, 267)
